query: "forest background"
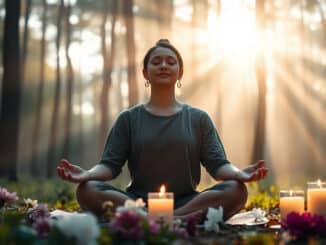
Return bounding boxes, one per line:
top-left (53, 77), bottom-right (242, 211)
top-left (0, 0), bottom-right (325, 193)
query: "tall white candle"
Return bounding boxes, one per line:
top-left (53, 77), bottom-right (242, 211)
top-left (307, 180), bottom-right (326, 216)
top-left (279, 190), bottom-right (304, 220)
top-left (148, 185), bottom-right (174, 226)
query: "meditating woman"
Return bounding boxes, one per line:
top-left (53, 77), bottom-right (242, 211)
top-left (57, 39), bottom-right (268, 221)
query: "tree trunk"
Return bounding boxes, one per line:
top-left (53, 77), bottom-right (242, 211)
top-left (98, 0), bottom-right (117, 158)
top-left (0, 0), bottom-right (21, 180)
top-left (30, 0), bottom-right (47, 176)
top-left (252, 0), bottom-right (266, 163)
top-left (62, 1), bottom-right (74, 158)
top-left (156, 0), bottom-right (173, 38)
top-left (21, 0), bottom-right (32, 84)
top-left (47, 0), bottom-right (64, 177)
top-left (122, 0), bottom-right (138, 107)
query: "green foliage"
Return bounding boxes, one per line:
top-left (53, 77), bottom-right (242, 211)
top-left (0, 178), bottom-right (76, 206)
top-left (246, 182), bottom-right (278, 211)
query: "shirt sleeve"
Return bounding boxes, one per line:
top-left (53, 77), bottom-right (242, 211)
top-left (199, 112), bottom-right (230, 178)
top-left (98, 110), bottom-right (130, 178)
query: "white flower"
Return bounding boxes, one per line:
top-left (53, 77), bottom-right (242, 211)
top-left (53, 212), bottom-right (100, 245)
top-left (252, 208), bottom-right (266, 222)
top-left (24, 198), bottom-right (38, 209)
top-left (204, 206), bottom-right (224, 233)
top-left (116, 198), bottom-right (147, 216)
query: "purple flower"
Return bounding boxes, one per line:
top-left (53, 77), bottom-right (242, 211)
top-left (147, 217), bottom-right (160, 235)
top-left (0, 187), bottom-right (18, 207)
top-left (186, 215), bottom-right (198, 237)
top-left (109, 210), bottom-right (145, 240)
top-left (171, 227), bottom-right (189, 240)
top-left (28, 204), bottom-right (50, 222)
top-left (282, 212), bottom-right (326, 240)
top-left (32, 217), bottom-right (52, 238)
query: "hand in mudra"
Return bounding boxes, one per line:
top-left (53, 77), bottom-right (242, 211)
top-left (238, 160), bottom-right (268, 182)
top-left (57, 159), bottom-right (89, 183)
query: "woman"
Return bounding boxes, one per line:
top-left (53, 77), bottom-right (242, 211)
top-left (57, 39), bottom-right (268, 220)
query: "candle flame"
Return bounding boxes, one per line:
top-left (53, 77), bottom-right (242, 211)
top-left (317, 179), bottom-right (321, 188)
top-left (159, 185), bottom-right (165, 197)
top-left (289, 190), bottom-right (293, 196)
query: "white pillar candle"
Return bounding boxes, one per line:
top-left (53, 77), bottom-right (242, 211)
top-left (148, 185), bottom-right (174, 226)
top-left (279, 190), bottom-right (305, 220)
top-left (307, 180), bottom-right (326, 216)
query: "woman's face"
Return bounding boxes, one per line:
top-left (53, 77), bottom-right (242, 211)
top-left (143, 47), bottom-right (182, 87)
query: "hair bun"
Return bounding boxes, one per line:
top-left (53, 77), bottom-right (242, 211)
top-left (156, 39), bottom-right (170, 45)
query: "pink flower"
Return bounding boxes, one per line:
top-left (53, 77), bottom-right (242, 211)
top-left (171, 227), bottom-right (189, 240)
top-left (0, 187), bottom-right (18, 207)
top-left (282, 212), bottom-right (326, 240)
top-left (28, 203), bottom-right (50, 222)
top-left (32, 217), bottom-right (52, 238)
top-left (186, 214), bottom-right (198, 237)
top-left (147, 217), bottom-right (160, 235)
top-left (109, 209), bottom-right (145, 240)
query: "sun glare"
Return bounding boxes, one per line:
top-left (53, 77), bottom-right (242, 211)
top-left (217, 1), bottom-right (257, 61)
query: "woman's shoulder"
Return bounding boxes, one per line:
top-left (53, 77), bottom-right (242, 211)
top-left (183, 104), bottom-right (210, 117)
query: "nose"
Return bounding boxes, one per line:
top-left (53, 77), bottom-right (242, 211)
top-left (159, 60), bottom-right (168, 69)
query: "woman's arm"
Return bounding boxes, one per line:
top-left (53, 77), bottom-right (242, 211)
top-left (57, 159), bottom-right (114, 183)
top-left (214, 160), bottom-right (268, 183)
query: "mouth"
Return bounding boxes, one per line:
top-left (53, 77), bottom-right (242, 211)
top-left (157, 73), bottom-right (170, 78)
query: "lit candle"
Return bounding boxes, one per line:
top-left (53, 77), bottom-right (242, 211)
top-left (279, 190), bottom-right (305, 220)
top-left (307, 180), bottom-right (326, 216)
top-left (148, 185), bottom-right (174, 226)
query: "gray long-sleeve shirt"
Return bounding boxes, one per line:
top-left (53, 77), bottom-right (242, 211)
top-left (99, 104), bottom-right (230, 199)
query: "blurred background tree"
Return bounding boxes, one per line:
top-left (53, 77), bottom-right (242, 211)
top-left (0, 0), bottom-right (325, 192)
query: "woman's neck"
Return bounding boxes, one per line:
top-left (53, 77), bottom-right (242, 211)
top-left (145, 86), bottom-right (182, 115)
top-left (148, 86), bottom-right (177, 108)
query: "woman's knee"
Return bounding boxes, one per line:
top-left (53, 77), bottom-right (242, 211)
top-left (227, 180), bottom-right (248, 206)
top-left (76, 181), bottom-right (100, 208)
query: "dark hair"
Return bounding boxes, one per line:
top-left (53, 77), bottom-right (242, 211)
top-left (143, 39), bottom-right (184, 75)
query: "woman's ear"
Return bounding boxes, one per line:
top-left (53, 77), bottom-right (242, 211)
top-left (143, 69), bottom-right (148, 80)
top-left (178, 67), bottom-right (184, 80)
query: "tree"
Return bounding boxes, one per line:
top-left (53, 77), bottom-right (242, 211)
top-left (98, 0), bottom-right (118, 158)
top-left (47, 0), bottom-right (64, 177)
top-left (21, 0), bottom-right (32, 84)
top-left (252, 0), bottom-right (266, 163)
top-left (62, 0), bottom-right (74, 158)
top-left (122, 0), bottom-right (138, 107)
top-left (156, 0), bottom-right (173, 38)
top-left (30, 0), bottom-right (48, 176)
top-left (0, 0), bottom-right (21, 180)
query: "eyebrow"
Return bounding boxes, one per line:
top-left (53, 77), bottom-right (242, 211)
top-left (150, 55), bottom-right (177, 60)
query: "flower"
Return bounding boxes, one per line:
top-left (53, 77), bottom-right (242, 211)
top-left (109, 209), bottom-right (145, 240)
top-left (171, 227), bottom-right (189, 240)
top-left (32, 217), bottom-right (52, 238)
top-left (203, 206), bottom-right (224, 233)
top-left (116, 198), bottom-right (147, 216)
top-left (54, 212), bottom-right (100, 245)
top-left (28, 203), bottom-right (50, 222)
top-left (147, 217), bottom-right (160, 235)
top-left (252, 208), bottom-right (266, 222)
top-left (185, 215), bottom-right (198, 236)
top-left (24, 198), bottom-right (38, 210)
top-left (0, 187), bottom-right (18, 208)
top-left (282, 212), bottom-right (326, 240)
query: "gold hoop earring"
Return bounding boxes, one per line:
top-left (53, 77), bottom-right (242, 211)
top-left (177, 80), bottom-right (182, 88)
top-left (145, 80), bottom-right (150, 87)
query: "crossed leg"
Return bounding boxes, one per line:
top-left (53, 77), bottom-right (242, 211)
top-left (174, 180), bottom-right (248, 221)
top-left (76, 180), bottom-right (248, 221)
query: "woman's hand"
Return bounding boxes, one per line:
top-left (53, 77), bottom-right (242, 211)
top-left (57, 159), bottom-right (90, 183)
top-left (237, 160), bottom-right (269, 182)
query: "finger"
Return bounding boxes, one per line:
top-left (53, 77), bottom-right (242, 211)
top-left (254, 160), bottom-right (265, 169)
top-left (61, 159), bottom-right (76, 171)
